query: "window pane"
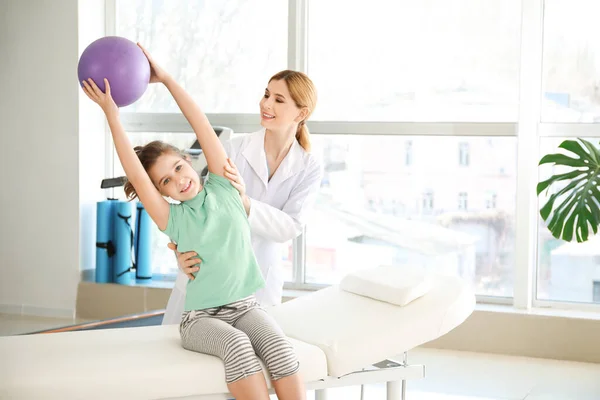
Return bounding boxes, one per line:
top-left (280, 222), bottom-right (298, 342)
top-left (306, 135), bottom-right (517, 297)
top-left (116, 0), bottom-right (287, 113)
top-left (542, 0), bottom-right (600, 122)
top-left (308, 0), bottom-right (521, 122)
top-left (537, 137), bottom-right (600, 304)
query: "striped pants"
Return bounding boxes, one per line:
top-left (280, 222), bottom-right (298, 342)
top-left (180, 296), bottom-right (300, 384)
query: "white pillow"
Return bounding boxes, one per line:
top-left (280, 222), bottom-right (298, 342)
top-left (339, 265), bottom-right (432, 306)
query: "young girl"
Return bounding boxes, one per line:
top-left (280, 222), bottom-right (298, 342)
top-left (81, 44), bottom-right (305, 400)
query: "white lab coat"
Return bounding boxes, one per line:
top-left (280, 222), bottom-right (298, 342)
top-left (161, 128), bottom-right (322, 325)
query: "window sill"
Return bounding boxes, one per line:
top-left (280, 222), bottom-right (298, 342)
top-left (475, 302), bottom-right (600, 321)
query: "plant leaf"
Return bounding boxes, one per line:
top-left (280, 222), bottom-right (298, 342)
top-left (540, 177), bottom-right (586, 220)
top-left (559, 139), bottom-right (595, 163)
top-left (577, 138), bottom-right (600, 164)
top-left (539, 153), bottom-right (588, 168)
top-left (537, 139), bottom-right (600, 243)
top-left (537, 170), bottom-right (585, 195)
top-left (577, 209), bottom-right (589, 242)
top-left (562, 209), bottom-right (579, 242)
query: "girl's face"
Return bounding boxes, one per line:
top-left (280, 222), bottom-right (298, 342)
top-left (259, 79), bottom-right (307, 131)
top-left (148, 152), bottom-right (201, 202)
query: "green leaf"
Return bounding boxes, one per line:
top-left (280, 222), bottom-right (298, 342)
top-left (539, 153), bottom-right (588, 168)
top-left (562, 210), bottom-right (578, 242)
top-left (537, 170), bottom-right (585, 195)
top-left (560, 139), bottom-right (594, 161)
top-left (577, 138), bottom-right (600, 164)
top-left (540, 177), bottom-right (586, 220)
top-left (588, 187), bottom-right (600, 229)
top-left (537, 138), bottom-right (600, 243)
top-left (577, 209), bottom-right (590, 242)
top-left (547, 193), bottom-right (577, 238)
top-left (581, 208), bottom-right (595, 238)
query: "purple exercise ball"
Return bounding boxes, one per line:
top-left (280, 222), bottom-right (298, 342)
top-left (78, 36), bottom-right (150, 107)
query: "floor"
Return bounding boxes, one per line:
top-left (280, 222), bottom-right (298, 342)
top-left (2, 313), bottom-right (599, 400)
top-left (0, 313), bottom-right (93, 335)
top-left (301, 348), bottom-right (600, 400)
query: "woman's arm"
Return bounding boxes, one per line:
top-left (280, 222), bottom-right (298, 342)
top-left (137, 45), bottom-right (227, 177)
top-left (82, 79), bottom-right (170, 230)
top-left (247, 165), bottom-right (321, 242)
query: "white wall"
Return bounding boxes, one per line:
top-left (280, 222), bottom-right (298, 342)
top-left (78, 0), bottom-right (108, 277)
top-left (0, 0), bottom-right (106, 318)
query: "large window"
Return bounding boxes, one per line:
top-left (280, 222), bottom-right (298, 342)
top-left (536, 137), bottom-right (600, 304)
top-left (305, 135), bottom-right (516, 297)
top-left (116, 0), bottom-right (288, 113)
top-left (109, 1), bottom-right (600, 311)
top-left (535, 0), bottom-right (600, 307)
top-left (308, 0), bottom-right (521, 122)
top-left (541, 0), bottom-right (600, 123)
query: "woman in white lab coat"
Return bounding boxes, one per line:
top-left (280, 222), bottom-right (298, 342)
top-left (162, 70), bottom-right (322, 326)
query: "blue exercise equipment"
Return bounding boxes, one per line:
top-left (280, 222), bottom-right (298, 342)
top-left (134, 202), bottom-right (152, 280)
top-left (95, 178), bottom-right (153, 284)
top-left (95, 200), bottom-right (116, 283)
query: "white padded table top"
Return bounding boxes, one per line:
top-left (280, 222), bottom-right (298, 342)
top-left (0, 275), bottom-right (473, 398)
top-left (268, 275), bottom-right (475, 377)
top-left (0, 324), bottom-right (328, 399)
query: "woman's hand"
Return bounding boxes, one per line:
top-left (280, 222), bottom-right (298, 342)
top-left (137, 43), bottom-right (171, 84)
top-left (167, 242), bottom-right (201, 280)
top-left (81, 78), bottom-right (118, 118)
top-left (225, 158), bottom-right (246, 197)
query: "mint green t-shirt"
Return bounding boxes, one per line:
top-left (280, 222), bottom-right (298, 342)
top-left (160, 173), bottom-right (265, 311)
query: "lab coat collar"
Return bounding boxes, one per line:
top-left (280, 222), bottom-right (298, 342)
top-left (242, 128), bottom-right (305, 188)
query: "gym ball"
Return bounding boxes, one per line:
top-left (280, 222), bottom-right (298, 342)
top-left (78, 36), bottom-right (150, 107)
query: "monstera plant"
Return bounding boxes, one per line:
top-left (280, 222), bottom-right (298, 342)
top-left (537, 138), bottom-right (600, 243)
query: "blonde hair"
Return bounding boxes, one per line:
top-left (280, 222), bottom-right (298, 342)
top-left (269, 70), bottom-right (317, 152)
top-left (123, 141), bottom-right (187, 200)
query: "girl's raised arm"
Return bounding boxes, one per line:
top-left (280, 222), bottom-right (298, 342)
top-left (82, 78), bottom-right (170, 230)
top-left (137, 44), bottom-right (228, 178)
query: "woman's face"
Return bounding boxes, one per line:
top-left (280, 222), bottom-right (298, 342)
top-left (259, 79), bottom-right (305, 130)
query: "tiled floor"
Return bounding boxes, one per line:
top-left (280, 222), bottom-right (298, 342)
top-left (2, 313), bottom-right (599, 399)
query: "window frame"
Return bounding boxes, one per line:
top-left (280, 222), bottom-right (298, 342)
top-left (593, 281), bottom-right (600, 303)
top-left (105, 0), bottom-right (600, 312)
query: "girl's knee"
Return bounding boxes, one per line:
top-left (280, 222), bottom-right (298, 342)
top-left (262, 335), bottom-right (300, 380)
top-left (223, 331), bottom-right (263, 383)
top-left (270, 355), bottom-right (300, 381)
top-left (223, 330), bottom-right (255, 361)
